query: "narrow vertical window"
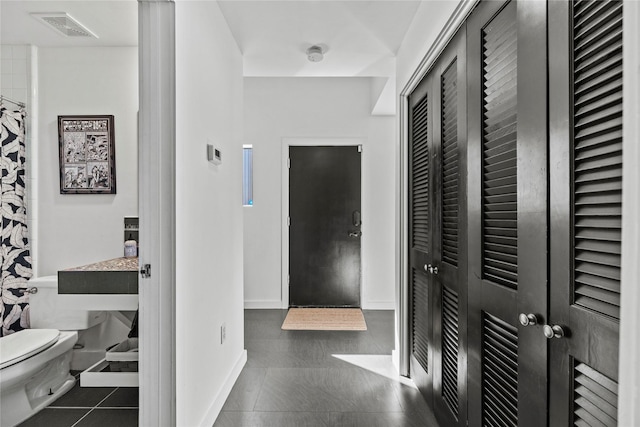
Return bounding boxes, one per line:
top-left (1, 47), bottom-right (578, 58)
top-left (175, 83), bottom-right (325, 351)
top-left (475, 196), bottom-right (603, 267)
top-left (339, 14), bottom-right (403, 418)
top-left (243, 145), bottom-right (253, 206)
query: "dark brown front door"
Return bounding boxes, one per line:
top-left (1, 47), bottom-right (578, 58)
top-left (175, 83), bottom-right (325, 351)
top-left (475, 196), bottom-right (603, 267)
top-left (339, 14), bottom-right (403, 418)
top-left (289, 145), bottom-right (362, 307)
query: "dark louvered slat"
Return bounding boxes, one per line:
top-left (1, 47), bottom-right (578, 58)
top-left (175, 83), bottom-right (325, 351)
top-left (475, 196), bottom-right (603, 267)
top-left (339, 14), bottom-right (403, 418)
top-left (573, 361), bottom-right (618, 426)
top-left (482, 312), bottom-right (518, 427)
top-left (441, 60), bottom-right (459, 267)
top-left (412, 94), bottom-right (430, 253)
top-left (572, 0), bottom-right (623, 320)
top-left (442, 286), bottom-right (459, 417)
top-left (412, 270), bottom-right (429, 373)
top-left (481, 4), bottom-right (518, 291)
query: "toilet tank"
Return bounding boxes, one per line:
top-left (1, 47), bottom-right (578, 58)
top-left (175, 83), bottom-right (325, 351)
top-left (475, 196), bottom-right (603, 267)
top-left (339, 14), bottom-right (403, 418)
top-left (28, 276), bottom-right (107, 330)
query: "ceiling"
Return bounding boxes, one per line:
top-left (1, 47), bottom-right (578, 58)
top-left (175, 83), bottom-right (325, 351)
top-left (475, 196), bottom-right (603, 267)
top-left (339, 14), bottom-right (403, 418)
top-left (0, 1), bottom-right (138, 47)
top-left (217, 1), bottom-right (421, 77)
top-left (1, 0), bottom-right (420, 77)
top-left (0, 0), bottom-right (424, 114)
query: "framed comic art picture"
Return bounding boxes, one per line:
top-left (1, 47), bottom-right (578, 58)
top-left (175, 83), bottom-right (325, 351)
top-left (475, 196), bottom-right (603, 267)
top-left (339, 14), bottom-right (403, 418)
top-left (58, 115), bottom-right (116, 194)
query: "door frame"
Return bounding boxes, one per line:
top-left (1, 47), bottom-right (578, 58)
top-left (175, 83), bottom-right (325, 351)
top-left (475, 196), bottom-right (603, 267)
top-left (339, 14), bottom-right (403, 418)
top-left (138, 0), bottom-right (176, 425)
top-left (619, 1), bottom-right (640, 424)
top-left (281, 138), bottom-right (364, 309)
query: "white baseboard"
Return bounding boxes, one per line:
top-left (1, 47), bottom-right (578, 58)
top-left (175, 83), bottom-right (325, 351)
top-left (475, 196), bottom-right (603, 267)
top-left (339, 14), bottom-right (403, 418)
top-left (244, 300), bottom-right (284, 309)
top-left (199, 349), bottom-right (247, 427)
top-left (392, 349), bottom-right (400, 373)
top-left (362, 301), bottom-right (395, 310)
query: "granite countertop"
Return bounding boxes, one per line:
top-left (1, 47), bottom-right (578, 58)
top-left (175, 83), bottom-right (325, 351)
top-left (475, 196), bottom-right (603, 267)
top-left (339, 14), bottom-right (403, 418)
top-left (63, 257), bottom-right (139, 272)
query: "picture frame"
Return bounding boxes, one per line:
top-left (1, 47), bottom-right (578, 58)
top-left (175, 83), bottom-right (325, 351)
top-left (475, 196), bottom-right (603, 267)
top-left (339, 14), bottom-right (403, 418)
top-left (58, 115), bottom-right (116, 194)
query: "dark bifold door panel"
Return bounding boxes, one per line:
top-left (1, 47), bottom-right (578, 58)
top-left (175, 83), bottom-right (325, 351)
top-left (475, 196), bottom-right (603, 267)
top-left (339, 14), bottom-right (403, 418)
top-left (548, 1), bottom-right (622, 425)
top-left (406, 1), bottom-right (625, 425)
top-left (429, 26), bottom-right (468, 427)
top-left (408, 70), bottom-right (434, 405)
top-left (466, 1), bottom-right (548, 426)
top-left (289, 146), bottom-right (362, 307)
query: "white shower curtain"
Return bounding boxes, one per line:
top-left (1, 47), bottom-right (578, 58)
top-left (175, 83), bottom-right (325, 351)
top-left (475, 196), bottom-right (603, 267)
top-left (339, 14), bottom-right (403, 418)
top-left (0, 105), bottom-right (32, 336)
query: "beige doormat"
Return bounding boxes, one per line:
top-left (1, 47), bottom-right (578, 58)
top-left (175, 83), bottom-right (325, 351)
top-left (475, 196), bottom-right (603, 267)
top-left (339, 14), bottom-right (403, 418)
top-left (281, 308), bottom-right (367, 331)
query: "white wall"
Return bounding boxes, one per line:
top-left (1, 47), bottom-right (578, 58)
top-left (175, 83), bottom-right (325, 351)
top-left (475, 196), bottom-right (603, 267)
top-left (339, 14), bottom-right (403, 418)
top-left (175, 2), bottom-right (245, 426)
top-left (396, 1), bottom-right (461, 94)
top-left (1, 44), bottom-right (38, 276)
top-left (37, 47), bottom-right (138, 275)
top-left (243, 77), bottom-right (396, 309)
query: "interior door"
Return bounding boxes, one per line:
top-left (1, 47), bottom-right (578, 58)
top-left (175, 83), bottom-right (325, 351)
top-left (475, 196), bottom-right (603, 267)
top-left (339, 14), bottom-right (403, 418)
top-left (408, 71), bottom-right (435, 404)
top-left (289, 146), bottom-right (362, 307)
top-left (466, 1), bottom-right (548, 426)
top-left (548, 1), bottom-right (622, 424)
top-left (429, 26), bottom-right (468, 427)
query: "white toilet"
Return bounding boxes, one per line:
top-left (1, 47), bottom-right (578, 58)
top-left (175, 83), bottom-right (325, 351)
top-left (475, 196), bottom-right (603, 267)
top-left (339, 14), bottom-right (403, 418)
top-left (0, 276), bottom-right (107, 427)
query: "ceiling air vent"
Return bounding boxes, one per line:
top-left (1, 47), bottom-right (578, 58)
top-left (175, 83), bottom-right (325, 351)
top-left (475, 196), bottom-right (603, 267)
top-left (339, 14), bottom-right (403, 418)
top-left (31, 13), bottom-right (98, 38)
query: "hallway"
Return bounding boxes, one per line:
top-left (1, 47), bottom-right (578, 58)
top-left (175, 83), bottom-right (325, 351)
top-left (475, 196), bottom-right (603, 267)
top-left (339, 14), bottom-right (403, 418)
top-left (214, 310), bottom-right (438, 427)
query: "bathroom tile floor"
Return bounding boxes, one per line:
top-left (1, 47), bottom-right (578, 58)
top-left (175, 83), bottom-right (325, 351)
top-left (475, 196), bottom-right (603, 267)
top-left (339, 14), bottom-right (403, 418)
top-left (213, 309), bottom-right (439, 427)
top-left (18, 373), bottom-right (138, 427)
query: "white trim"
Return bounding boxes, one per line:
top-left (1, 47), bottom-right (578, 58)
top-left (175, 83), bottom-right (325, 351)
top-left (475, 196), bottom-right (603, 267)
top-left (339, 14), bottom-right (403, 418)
top-left (199, 350), bottom-right (247, 427)
top-left (244, 300), bottom-right (284, 309)
top-left (618, 1), bottom-right (640, 424)
top-left (281, 137), bottom-right (365, 309)
top-left (399, 0), bottom-right (478, 97)
top-left (397, 88), bottom-right (410, 377)
top-left (138, 1), bottom-right (176, 426)
top-left (363, 301), bottom-right (396, 310)
top-left (396, 0), bottom-right (477, 378)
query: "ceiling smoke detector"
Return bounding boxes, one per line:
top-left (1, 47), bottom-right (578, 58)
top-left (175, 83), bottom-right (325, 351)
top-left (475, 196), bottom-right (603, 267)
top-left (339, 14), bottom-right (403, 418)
top-left (31, 13), bottom-right (98, 38)
top-left (306, 45), bottom-right (324, 62)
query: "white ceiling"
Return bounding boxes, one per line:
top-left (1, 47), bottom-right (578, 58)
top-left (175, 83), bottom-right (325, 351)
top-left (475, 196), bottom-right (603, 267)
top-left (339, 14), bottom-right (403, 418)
top-left (1, 0), bottom-right (420, 77)
top-left (0, 0), bottom-right (424, 114)
top-left (218, 1), bottom-right (421, 77)
top-left (0, 1), bottom-right (138, 47)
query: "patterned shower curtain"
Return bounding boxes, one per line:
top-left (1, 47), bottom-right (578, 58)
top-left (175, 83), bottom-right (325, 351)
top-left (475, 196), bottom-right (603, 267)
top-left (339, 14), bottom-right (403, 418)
top-left (0, 106), bottom-right (32, 336)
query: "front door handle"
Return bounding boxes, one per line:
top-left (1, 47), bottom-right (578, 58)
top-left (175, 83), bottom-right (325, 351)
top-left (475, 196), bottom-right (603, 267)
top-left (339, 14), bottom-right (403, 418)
top-left (349, 230), bottom-right (362, 238)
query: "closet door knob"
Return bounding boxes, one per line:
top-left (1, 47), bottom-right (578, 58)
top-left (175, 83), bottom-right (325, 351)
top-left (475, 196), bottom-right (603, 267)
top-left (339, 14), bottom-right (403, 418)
top-left (518, 313), bottom-right (539, 327)
top-left (543, 324), bottom-right (566, 339)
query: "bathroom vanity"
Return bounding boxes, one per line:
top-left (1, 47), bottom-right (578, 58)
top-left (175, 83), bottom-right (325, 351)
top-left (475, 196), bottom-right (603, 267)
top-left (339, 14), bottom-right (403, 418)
top-left (57, 257), bottom-right (139, 387)
top-left (57, 257), bottom-right (138, 310)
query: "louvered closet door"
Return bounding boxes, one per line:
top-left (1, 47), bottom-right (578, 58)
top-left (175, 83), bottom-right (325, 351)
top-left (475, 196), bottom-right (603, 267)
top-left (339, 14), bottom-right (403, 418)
top-left (466, 1), bottom-right (549, 426)
top-left (408, 72), bottom-right (435, 403)
top-left (548, 1), bottom-right (622, 425)
top-left (429, 26), bottom-right (468, 427)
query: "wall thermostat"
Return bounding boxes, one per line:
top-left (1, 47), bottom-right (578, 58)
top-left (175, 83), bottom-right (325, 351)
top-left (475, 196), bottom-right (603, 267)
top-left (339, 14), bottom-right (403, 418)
top-left (207, 144), bottom-right (222, 165)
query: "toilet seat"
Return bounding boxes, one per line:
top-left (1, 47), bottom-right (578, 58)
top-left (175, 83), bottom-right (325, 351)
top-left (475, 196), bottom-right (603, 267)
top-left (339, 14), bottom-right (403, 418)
top-left (0, 329), bottom-right (60, 369)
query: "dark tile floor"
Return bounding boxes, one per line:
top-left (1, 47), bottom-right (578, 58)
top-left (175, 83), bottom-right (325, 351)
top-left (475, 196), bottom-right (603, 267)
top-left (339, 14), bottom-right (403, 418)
top-left (18, 372), bottom-right (138, 427)
top-left (213, 309), bottom-right (439, 427)
top-left (18, 310), bottom-right (436, 427)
